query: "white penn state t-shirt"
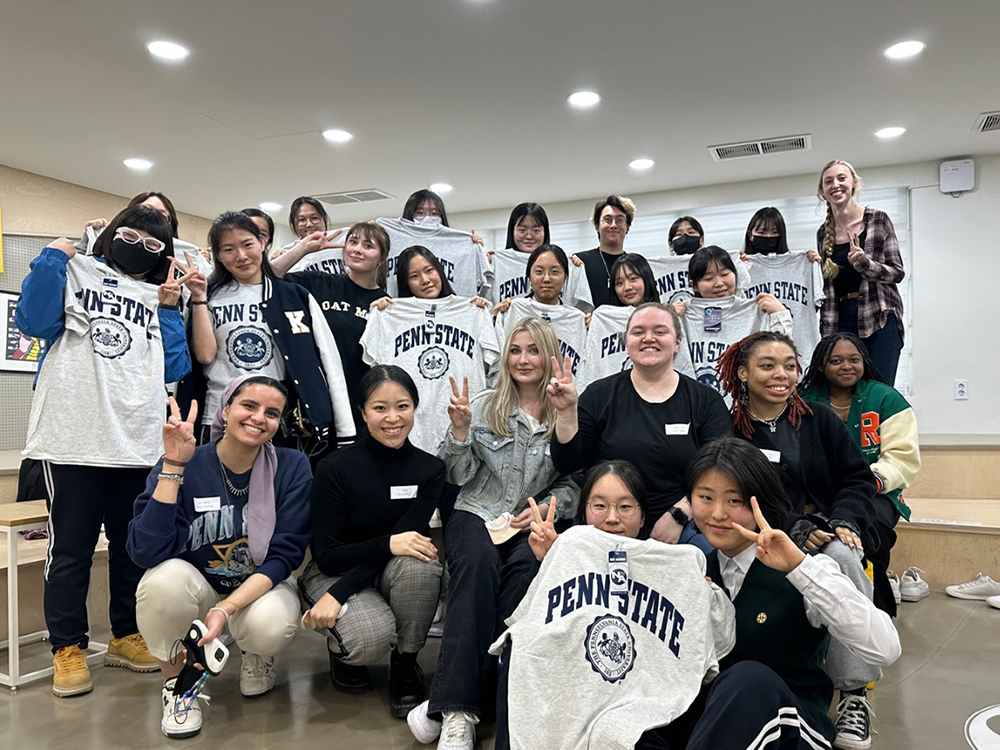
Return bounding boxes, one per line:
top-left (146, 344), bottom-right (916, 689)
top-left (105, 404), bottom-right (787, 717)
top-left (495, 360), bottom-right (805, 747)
top-left (203, 283), bottom-right (286, 423)
top-left (360, 296), bottom-right (500, 452)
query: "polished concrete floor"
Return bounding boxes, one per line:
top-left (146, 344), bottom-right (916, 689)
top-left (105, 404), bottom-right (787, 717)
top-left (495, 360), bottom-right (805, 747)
top-left (2, 592), bottom-right (999, 749)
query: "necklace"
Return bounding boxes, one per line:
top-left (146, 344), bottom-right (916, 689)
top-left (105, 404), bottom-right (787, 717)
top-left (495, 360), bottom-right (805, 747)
top-left (219, 460), bottom-right (250, 497)
top-left (829, 400), bottom-right (851, 412)
top-left (599, 250), bottom-right (613, 291)
top-left (748, 400), bottom-right (789, 433)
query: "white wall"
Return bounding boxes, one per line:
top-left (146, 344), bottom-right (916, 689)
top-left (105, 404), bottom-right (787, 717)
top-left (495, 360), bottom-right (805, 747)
top-left (450, 157), bottom-right (1000, 438)
top-left (910, 155), bottom-right (1000, 437)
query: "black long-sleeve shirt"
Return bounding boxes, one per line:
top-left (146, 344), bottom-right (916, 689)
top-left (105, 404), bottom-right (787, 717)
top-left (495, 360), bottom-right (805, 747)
top-left (550, 371), bottom-right (732, 520)
top-left (310, 433), bottom-right (445, 602)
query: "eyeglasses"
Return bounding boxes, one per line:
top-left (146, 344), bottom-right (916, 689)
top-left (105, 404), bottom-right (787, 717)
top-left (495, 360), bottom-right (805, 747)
top-left (600, 216), bottom-right (628, 227)
top-left (295, 215), bottom-right (325, 228)
top-left (114, 227), bottom-right (165, 253)
top-left (515, 226), bottom-right (544, 237)
top-left (587, 500), bottom-right (640, 518)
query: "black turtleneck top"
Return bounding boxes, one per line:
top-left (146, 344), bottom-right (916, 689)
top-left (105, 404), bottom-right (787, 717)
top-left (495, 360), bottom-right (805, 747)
top-left (310, 433), bottom-right (445, 602)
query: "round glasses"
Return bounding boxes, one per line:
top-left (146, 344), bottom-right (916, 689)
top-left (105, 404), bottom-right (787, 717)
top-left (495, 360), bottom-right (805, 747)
top-left (587, 500), bottom-right (640, 518)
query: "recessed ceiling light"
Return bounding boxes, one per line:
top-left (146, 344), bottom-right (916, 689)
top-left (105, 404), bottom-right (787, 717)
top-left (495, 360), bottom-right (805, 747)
top-left (147, 40), bottom-right (190, 61)
top-left (629, 158), bottom-right (655, 171)
top-left (568, 90), bottom-right (601, 109)
top-left (322, 129), bottom-right (353, 143)
top-left (429, 183), bottom-right (453, 194)
top-left (259, 202), bottom-right (282, 212)
top-left (123, 158), bottom-right (153, 171)
top-left (875, 126), bottom-right (906, 139)
top-left (884, 41), bottom-right (925, 60)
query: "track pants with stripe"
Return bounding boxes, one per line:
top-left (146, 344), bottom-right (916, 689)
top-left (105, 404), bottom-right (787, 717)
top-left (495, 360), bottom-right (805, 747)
top-left (42, 462), bottom-right (150, 652)
top-left (636, 661), bottom-right (833, 750)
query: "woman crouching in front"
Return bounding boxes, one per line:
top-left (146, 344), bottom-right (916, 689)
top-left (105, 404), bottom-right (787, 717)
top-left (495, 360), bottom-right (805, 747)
top-left (127, 375), bottom-right (312, 739)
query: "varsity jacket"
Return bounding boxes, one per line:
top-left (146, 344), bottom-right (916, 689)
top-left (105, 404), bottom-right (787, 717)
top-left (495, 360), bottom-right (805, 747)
top-left (800, 379), bottom-right (919, 519)
top-left (179, 275), bottom-right (355, 443)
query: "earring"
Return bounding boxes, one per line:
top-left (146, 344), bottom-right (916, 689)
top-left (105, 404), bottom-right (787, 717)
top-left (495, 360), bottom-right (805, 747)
top-left (739, 380), bottom-right (749, 405)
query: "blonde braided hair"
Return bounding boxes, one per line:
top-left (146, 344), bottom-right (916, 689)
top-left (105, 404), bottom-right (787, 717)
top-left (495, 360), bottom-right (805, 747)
top-left (817, 159), bottom-right (862, 280)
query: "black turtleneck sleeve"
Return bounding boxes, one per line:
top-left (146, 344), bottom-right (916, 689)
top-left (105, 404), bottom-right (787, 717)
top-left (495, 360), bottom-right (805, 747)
top-left (310, 434), bottom-right (445, 603)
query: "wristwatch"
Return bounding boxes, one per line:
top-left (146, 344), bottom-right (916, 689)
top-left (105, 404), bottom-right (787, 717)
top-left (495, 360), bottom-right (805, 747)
top-left (668, 506), bottom-right (689, 526)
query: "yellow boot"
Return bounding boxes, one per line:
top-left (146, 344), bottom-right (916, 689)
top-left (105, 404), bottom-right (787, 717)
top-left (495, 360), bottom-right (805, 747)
top-left (53, 645), bottom-right (93, 697)
top-left (104, 633), bottom-right (160, 673)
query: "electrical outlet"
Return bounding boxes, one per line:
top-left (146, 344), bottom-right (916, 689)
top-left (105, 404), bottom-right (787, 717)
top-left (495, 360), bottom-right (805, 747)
top-left (954, 380), bottom-right (969, 400)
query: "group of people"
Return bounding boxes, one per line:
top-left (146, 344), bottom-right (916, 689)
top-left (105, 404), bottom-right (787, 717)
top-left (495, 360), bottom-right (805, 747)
top-left (15, 156), bottom-right (917, 750)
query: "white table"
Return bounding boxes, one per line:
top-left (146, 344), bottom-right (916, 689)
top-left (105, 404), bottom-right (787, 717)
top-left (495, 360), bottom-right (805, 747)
top-left (0, 500), bottom-right (106, 691)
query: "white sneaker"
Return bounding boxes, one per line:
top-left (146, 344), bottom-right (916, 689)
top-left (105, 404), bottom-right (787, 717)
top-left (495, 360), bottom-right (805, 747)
top-left (899, 566), bottom-right (930, 602)
top-left (407, 700), bottom-right (442, 744)
top-left (887, 571), bottom-right (902, 605)
top-left (428, 601), bottom-right (444, 638)
top-left (438, 711), bottom-right (478, 750)
top-left (239, 652), bottom-right (276, 697)
top-left (944, 572), bottom-right (1000, 601)
top-left (160, 677), bottom-right (205, 739)
top-left (986, 595), bottom-right (1000, 610)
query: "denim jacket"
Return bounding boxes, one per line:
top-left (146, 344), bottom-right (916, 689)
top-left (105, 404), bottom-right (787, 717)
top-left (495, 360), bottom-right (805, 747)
top-left (439, 391), bottom-right (579, 522)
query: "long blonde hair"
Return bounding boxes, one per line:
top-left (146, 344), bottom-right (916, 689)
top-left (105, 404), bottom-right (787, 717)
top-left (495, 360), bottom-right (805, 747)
top-left (486, 317), bottom-right (560, 439)
top-left (817, 159), bottom-right (862, 279)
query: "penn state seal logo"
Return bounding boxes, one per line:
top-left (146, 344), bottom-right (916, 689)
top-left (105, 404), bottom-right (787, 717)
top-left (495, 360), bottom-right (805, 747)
top-left (696, 365), bottom-right (724, 396)
top-left (418, 346), bottom-right (449, 380)
top-left (584, 615), bottom-right (636, 683)
top-left (90, 317), bottom-right (131, 359)
top-left (227, 326), bottom-right (273, 370)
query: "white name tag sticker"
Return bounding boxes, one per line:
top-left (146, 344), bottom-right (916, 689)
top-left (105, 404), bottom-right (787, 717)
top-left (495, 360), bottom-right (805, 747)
top-left (761, 449), bottom-right (781, 463)
top-left (664, 423), bottom-right (690, 436)
top-left (194, 496), bottom-right (221, 512)
top-left (390, 485), bottom-right (418, 500)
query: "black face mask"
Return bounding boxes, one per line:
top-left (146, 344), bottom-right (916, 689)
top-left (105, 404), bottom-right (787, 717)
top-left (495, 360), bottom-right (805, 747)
top-left (108, 238), bottom-right (161, 276)
top-left (749, 236), bottom-right (780, 254)
top-left (671, 235), bottom-right (701, 255)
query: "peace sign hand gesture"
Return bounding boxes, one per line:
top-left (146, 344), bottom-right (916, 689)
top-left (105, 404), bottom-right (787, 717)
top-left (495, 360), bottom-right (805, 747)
top-left (163, 396), bottom-right (199, 467)
top-left (847, 232), bottom-right (866, 266)
top-left (545, 355), bottom-right (578, 412)
top-left (448, 376), bottom-right (472, 442)
top-left (527, 496), bottom-right (559, 562)
top-left (731, 497), bottom-right (806, 573)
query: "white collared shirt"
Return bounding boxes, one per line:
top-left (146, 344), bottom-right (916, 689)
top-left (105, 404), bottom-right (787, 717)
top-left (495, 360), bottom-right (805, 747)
top-left (717, 547), bottom-right (901, 668)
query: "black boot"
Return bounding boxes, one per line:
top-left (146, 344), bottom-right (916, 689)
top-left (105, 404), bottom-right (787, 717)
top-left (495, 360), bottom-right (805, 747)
top-left (329, 650), bottom-right (372, 694)
top-left (389, 649), bottom-right (426, 718)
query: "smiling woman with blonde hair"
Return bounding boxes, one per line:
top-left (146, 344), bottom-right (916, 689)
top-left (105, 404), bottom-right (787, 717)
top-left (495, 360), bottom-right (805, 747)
top-left (406, 316), bottom-right (580, 749)
top-left (815, 159), bottom-right (905, 384)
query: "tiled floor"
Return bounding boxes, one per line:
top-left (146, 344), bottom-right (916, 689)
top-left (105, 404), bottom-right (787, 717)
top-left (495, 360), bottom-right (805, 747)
top-left (2, 593), bottom-right (998, 749)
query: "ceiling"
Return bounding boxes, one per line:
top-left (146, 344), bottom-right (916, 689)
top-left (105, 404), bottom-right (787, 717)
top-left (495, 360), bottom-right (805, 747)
top-left (1, 0), bottom-right (999, 228)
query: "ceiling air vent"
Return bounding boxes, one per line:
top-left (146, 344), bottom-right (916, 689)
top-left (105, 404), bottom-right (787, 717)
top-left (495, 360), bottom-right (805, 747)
top-left (974, 111), bottom-right (1000, 133)
top-left (709, 134), bottom-right (812, 162)
top-left (315, 189), bottom-right (395, 206)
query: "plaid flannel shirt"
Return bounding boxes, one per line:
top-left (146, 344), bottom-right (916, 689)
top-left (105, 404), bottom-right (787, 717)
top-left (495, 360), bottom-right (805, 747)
top-left (817, 206), bottom-right (905, 340)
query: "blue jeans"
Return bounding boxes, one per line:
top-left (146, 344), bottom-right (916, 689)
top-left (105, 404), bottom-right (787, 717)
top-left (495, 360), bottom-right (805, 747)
top-left (427, 510), bottom-right (537, 719)
top-left (837, 301), bottom-right (903, 385)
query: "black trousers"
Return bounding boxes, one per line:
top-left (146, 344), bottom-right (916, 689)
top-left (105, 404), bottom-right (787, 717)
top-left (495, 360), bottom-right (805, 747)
top-left (41, 462), bottom-right (150, 651)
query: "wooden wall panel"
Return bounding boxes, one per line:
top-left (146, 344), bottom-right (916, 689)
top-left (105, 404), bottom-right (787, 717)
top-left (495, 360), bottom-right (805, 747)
top-left (906, 448), bottom-right (1000, 499)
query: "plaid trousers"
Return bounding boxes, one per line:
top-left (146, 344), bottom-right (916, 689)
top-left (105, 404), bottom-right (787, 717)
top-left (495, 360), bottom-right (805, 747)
top-left (298, 555), bottom-right (442, 665)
